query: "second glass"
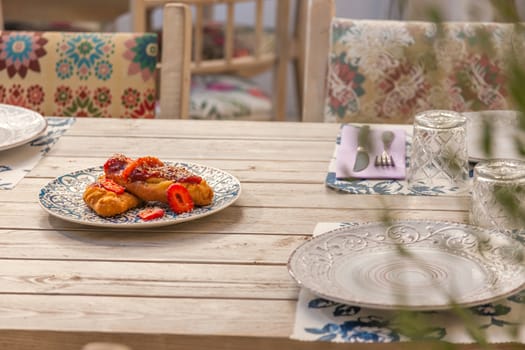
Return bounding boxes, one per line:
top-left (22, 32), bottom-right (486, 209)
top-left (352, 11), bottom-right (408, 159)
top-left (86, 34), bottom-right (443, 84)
top-left (407, 110), bottom-right (469, 192)
top-left (470, 159), bottom-right (525, 232)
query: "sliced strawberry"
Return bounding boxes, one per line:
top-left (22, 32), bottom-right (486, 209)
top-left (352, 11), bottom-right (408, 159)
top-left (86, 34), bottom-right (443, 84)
top-left (103, 154), bottom-right (132, 175)
top-left (167, 183), bottom-right (194, 214)
top-left (99, 177), bottom-right (126, 194)
top-left (121, 156), bottom-right (164, 181)
top-left (179, 175), bottom-right (202, 184)
top-left (136, 156), bottom-right (164, 168)
top-left (120, 160), bottom-right (139, 181)
top-left (138, 207), bottom-right (165, 221)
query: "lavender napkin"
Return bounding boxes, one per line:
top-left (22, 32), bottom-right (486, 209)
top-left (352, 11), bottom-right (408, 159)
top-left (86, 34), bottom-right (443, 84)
top-left (336, 125), bottom-right (406, 180)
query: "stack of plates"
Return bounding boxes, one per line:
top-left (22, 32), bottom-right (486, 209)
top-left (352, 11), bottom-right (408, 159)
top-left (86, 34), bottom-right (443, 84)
top-left (0, 104), bottom-right (47, 151)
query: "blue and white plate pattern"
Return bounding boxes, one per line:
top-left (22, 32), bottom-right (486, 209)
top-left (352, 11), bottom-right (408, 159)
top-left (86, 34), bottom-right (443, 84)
top-left (38, 162), bottom-right (241, 228)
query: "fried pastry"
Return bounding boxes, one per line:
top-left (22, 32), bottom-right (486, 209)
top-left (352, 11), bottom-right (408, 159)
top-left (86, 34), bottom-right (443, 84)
top-left (83, 178), bottom-right (142, 217)
top-left (104, 154), bottom-right (214, 206)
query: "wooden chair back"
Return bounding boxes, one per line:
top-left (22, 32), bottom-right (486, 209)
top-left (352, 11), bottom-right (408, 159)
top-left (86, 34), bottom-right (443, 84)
top-left (301, 0), bottom-right (335, 122)
top-left (303, 13), bottom-right (524, 123)
top-left (130, 0), bottom-right (292, 121)
top-left (159, 3), bottom-right (191, 118)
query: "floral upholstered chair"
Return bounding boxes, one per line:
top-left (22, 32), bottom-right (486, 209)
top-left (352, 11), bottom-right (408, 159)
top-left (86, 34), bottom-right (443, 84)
top-left (304, 18), bottom-right (522, 123)
top-left (0, 31), bottom-right (158, 118)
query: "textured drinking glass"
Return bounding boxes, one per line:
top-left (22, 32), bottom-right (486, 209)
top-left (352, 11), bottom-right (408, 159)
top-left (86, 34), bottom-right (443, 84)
top-left (470, 159), bottom-right (525, 231)
top-left (408, 110), bottom-right (469, 191)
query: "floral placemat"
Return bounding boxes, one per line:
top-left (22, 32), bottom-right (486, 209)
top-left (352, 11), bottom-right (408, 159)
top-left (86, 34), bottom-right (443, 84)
top-left (326, 124), bottom-right (473, 195)
top-left (291, 222), bottom-right (525, 344)
top-left (0, 117), bottom-right (75, 190)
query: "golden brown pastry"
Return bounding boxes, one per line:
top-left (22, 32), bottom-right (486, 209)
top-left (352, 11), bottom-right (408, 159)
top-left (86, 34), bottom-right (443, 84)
top-left (123, 178), bottom-right (213, 206)
top-left (103, 154), bottom-right (214, 207)
top-left (83, 178), bottom-right (142, 217)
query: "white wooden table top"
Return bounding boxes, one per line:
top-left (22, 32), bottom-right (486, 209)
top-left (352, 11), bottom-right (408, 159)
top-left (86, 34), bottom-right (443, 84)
top-left (0, 118), bottom-right (480, 350)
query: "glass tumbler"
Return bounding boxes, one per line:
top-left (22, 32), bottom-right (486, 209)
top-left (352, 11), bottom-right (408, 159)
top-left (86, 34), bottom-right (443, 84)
top-left (470, 159), bottom-right (525, 232)
top-left (407, 110), bottom-right (469, 192)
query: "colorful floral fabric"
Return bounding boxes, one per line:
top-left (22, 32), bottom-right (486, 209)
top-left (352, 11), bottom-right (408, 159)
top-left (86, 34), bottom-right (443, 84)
top-left (196, 22), bottom-right (274, 60)
top-left (190, 75), bottom-right (272, 120)
top-left (0, 31), bottom-right (158, 118)
top-left (325, 20), bottom-right (521, 124)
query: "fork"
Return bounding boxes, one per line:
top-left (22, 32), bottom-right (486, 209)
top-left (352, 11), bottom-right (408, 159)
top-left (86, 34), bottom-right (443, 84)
top-left (375, 131), bottom-right (395, 167)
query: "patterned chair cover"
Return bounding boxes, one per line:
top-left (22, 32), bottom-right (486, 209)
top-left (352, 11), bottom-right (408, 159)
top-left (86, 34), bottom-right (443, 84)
top-left (0, 31), bottom-right (158, 118)
top-left (186, 22), bottom-right (273, 120)
top-left (325, 19), bottom-right (523, 124)
top-left (189, 75), bottom-right (271, 120)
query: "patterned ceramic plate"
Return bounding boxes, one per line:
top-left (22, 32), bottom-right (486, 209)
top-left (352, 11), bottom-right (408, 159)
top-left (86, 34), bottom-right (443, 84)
top-left (288, 220), bottom-right (525, 311)
top-left (39, 162), bottom-right (241, 228)
top-left (466, 110), bottom-right (524, 162)
top-left (0, 104), bottom-right (47, 151)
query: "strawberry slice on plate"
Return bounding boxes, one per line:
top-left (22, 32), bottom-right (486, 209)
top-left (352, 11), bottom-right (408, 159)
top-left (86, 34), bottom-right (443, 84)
top-left (99, 177), bottom-right (126, 194)
top-left (167, 183), bottom-right (194, 214)
top-left (138, 207), bottom-right (165, 221)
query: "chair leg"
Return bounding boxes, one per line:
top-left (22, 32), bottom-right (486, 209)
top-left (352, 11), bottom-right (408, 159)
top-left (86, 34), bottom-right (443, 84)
top-left (273, 0), bottom-right (291, 121)
top-left (293, 0), bottom-right (308, 119)
top-left (0, 0), bottom-right (4, 29)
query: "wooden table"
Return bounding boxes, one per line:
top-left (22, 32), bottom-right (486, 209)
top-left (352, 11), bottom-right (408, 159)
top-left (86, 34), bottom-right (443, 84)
top-left (0, 117), bottom-right (501, 350)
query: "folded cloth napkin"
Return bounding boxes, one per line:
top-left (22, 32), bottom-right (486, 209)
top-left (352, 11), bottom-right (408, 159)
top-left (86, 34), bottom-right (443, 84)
top-left (0, 117), bottom-right (75, 190)
top-left (336, 125), bottom-right (406, 180)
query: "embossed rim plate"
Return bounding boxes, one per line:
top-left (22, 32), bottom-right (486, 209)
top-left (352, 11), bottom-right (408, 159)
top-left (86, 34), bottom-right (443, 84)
top-left (0, 104), bottom-right (47, 151)
top-left (38, 162), bottom-right (241, 228)
top-left (288, 220), bottom-right (525, 310)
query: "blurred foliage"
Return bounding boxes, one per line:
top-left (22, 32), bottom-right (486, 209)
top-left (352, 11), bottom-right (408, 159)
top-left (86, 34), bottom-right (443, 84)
top-left (390, 2), bottom-right (525, 348)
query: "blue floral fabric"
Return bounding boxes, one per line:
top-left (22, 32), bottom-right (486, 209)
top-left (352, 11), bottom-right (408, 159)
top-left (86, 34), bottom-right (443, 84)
top-left (291, 222), bottom-right (525, 344)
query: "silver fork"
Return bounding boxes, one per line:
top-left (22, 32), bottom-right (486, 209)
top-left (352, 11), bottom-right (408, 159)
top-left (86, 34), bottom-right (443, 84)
top-left (374, 131), bottom-right (395, 167)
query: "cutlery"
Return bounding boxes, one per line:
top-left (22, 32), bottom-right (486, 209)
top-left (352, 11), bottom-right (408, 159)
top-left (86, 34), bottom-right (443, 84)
top-left (374, 130), bottom-right (395, 167)
top-left (353, 125), bottom-right (370, 172)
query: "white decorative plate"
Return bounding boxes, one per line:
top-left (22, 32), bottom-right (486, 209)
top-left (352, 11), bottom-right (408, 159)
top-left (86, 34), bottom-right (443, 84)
top-left (466, 110), bottom-right (524, 162)
top-left (288, 220), bottom-right (525, 311)
top-left (39, 162), bottom-right (241, 228)
top-left (0, 104), bottom-right (47, 151)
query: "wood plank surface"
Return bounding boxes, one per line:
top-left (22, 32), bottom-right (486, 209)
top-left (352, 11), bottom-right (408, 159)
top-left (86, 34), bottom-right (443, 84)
top-left (0, 260), bottom-right (298, 299)
top-left (0, 203), bottom-right (468, 232)
top-left (0, 118), bottom-right (481, 350)
top-left (0, 230), bottom-right (307, 264)
top-left (1, 179), bottom-right (470, 214)
top-left (1, 331), bottom-right (520, 350)
top-left (62, 118), bottom-right (343, 140)
top-left (45, 136), bottom-right (336, 161)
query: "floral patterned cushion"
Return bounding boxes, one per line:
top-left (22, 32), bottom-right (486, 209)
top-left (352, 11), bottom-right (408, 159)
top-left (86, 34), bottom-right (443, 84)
top-left (198, 22), bottom-right (274, 60)
top-left (326, 19), bottom-right (521, 124)
top-left (0, 31), bottom-right (158, 118)
top-left (190, 75), bottom-right (271, 120)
